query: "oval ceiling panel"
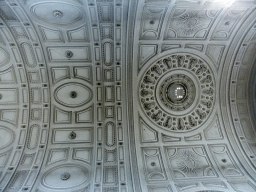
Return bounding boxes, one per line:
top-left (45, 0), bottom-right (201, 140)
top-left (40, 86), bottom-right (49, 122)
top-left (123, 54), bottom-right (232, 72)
top-left (54, 83), bottom-right (92, 108)
top-left (0, 48), bottom-right (9, 66)
top-left (0, 127), bottom-right (14, 150)
top-left (42, 164), bottom-right (89, 189)
top-left (30, 2), bottom-right (83, 25)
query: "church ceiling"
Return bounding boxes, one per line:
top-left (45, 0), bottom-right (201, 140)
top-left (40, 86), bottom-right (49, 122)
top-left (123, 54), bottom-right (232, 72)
top-left (0, 0), bottom-right (256, 191)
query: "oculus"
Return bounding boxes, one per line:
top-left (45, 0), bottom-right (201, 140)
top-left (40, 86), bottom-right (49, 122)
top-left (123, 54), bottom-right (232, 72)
top-left (167, 83), bottom-right (186, 102)
top-left (139, 53), bottom-right (215, 131)
top-left (159, 74), bottom-right (196, 111)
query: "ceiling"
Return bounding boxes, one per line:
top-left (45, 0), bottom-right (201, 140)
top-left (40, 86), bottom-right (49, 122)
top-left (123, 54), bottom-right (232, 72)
top-left (0, 0), bottom-right (256, 191)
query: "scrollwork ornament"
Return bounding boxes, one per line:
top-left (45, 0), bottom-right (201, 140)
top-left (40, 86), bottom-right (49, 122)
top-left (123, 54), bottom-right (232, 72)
top-left (139, 53), bottom-right (215, 132)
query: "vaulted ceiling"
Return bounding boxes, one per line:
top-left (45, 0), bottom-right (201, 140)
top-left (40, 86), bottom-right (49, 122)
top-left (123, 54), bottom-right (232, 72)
top-left (0, 0), bottom-right (256, 191)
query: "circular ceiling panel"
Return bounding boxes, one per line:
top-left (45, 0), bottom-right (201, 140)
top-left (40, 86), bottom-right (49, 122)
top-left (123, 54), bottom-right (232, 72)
top-left (30, 2), bottom-right (83, 25)
top-left (139, 53), bottom-right (215, 132)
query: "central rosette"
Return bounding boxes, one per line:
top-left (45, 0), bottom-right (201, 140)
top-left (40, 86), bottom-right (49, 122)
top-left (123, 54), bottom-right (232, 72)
top-left (139, 54), bottom-right (215, 131)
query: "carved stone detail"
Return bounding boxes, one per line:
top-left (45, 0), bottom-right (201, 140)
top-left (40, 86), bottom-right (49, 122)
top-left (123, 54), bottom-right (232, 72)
top-left (0, 0), bottom-right (256, 191)
top-left (165, 146), bottom-right (217, 179)
top-left (139, 53), bottom-right (215, 131)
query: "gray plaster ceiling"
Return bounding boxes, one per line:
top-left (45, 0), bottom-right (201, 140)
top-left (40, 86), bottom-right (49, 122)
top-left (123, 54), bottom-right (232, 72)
top-left (0, 0), bottom-right (256, 191)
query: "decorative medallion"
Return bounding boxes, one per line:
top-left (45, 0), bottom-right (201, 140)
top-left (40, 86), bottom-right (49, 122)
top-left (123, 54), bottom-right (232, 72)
top-left (175, 11), bottom-right (206, 36)
top-left (61, 172), bottom-right (70, 180)
top-left (139, 53), bottom-right (215, 131)
top-left (53, 10), bottom-right (63, 18)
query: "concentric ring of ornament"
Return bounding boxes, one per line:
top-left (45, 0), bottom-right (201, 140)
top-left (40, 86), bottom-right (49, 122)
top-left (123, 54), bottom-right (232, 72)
top-left (139, 53), bottom-right (215, 131)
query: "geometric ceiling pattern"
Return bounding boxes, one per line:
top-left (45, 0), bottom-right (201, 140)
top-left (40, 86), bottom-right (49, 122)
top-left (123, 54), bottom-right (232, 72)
top-left (0, 0), bottom-right (256, 191)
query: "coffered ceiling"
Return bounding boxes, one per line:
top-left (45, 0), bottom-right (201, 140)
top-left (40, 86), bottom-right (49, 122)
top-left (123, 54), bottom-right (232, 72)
top-left (0, 0), bottom-right (256, 191)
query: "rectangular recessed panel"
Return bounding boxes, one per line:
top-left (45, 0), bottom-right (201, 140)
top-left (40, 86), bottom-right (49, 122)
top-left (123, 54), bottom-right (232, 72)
top-left (31, 88), bottom-right (41, 104)
top-left (47, 46), bottom-right (91, 62)
top-left (52, 128), bottom-right (92, 144)
top-left (104, 166), bottom-right (117, 184)
top-left (0, 89), bottom-right (18, 104)
top-left (105, 86), bottom-right (114, 102)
